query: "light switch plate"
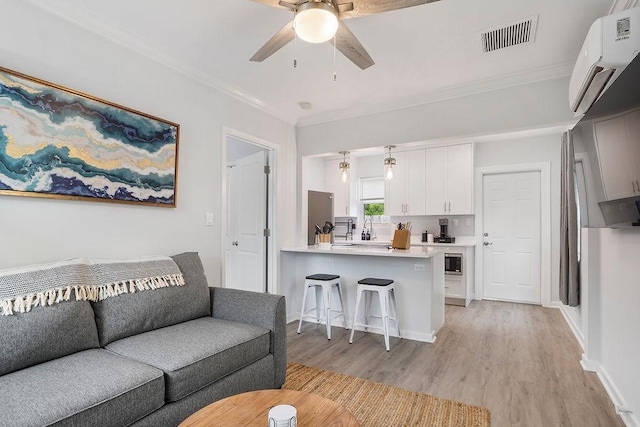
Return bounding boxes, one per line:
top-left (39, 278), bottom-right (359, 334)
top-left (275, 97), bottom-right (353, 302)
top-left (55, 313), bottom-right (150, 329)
top-left (206, 212), bottom-right (214, 226)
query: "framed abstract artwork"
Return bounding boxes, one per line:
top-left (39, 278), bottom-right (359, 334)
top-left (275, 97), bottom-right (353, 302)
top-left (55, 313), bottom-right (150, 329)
top-left (0, 66), bottom-right (179, 207)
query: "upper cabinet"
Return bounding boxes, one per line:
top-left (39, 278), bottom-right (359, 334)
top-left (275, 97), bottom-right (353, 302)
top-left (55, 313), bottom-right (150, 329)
top-left (325, 158), bottom-right (352, 217)
top-left (385, 150), bottom-right (426, 216)
top-left (426, 143), bottom-right (473, 215)
top-left (594, 109), bottom-right (640, 200)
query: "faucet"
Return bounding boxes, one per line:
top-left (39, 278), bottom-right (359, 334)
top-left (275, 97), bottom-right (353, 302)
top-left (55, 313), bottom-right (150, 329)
top-left (345, 218), bottom-right (354, 240)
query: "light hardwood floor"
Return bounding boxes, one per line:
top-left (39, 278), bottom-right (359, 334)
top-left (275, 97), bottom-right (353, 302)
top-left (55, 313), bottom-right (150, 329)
top-left (287, 300), bottom-right (624, 427)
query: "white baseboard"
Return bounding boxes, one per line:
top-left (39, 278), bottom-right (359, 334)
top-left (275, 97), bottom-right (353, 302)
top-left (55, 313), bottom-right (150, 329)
top-left (557, 304), bottom-right (585, 350)
top-left (579, 356), bottom-right (638, 427)
top-left (597, 366), bottom-right (639, 427)
top-left (580, 354), bottom-right (599, 372)
top-left (288, 317), bottom-right (436, 343)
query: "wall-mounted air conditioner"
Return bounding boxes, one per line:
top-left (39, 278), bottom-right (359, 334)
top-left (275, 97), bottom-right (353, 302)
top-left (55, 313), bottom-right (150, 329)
top-left (569, 7), bottom-right (640, 116)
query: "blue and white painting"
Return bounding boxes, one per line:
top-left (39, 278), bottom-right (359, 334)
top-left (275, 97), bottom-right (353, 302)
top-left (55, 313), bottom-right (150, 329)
top-left (0, 67), bottom-right (179, 207)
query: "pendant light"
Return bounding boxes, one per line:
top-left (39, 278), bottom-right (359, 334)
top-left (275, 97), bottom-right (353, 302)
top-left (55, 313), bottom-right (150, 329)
top-left (384, 145), bottom-right (396, 180)
top-left (339, 151), bottom-right (350, 183)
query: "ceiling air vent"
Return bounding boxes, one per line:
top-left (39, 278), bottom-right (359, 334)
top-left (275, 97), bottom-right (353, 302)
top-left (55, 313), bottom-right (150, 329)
top-left (481, 15), bottom-right (538, 53)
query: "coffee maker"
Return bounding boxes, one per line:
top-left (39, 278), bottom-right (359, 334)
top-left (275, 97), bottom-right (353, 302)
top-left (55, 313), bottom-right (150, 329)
top-left (435, 218), bottom-right (455, 243)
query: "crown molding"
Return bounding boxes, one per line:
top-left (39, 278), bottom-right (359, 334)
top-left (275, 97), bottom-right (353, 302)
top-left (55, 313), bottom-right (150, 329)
top-left (23, 0), bottom-right (297, 125)
top-left (296, 61), bottom-right (575, 127)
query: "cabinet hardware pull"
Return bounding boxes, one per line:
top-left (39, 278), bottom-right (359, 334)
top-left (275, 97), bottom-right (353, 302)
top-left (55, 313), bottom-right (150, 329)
top-left (448, 201), bottom-right (451, 212)
top-left (444, 202), bottom-right (446, 212)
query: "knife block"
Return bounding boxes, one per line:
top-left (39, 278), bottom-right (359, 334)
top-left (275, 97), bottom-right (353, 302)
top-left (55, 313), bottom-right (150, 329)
top-left (391, 230), bottom-right (411, 249)
top-left (318, 233), bottom-right (331, 243)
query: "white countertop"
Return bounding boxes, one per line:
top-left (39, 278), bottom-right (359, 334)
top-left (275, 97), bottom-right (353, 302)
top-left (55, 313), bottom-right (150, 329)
top-left (327, 238), bottom-right (476, 248)
top-left (281, 245), bottom-right (445, 259)
top-left (412, 242), bottom-right (476, 248)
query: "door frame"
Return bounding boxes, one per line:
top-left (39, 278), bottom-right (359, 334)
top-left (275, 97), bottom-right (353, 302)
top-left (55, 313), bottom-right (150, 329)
top-left (221, 126), bottom-right (278, 294)
top-left (474, 162), bottom-right (551, 306)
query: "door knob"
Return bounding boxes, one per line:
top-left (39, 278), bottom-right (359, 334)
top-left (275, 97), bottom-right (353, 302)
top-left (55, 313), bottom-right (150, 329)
top-left (232, 241), bottom-right (239, 246)
top-left (483, 241), bottom-right (493, 246)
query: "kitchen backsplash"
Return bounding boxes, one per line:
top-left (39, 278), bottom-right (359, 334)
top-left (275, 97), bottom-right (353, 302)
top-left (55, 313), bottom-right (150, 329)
top-left (335, 215), bottom-right (475, 242)
top-left (367, 215), bottom-right (475, 241)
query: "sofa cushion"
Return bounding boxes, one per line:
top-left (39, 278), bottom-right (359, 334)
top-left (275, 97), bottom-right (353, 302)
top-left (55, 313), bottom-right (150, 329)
top-left (91, 252), bottom-right (211, 346)
top-left (0, 348), bottom-right (164, 427)
top-left (105, 317), bottom-right (271, 402)
top-left (0, 301), bottom-right (99, 376)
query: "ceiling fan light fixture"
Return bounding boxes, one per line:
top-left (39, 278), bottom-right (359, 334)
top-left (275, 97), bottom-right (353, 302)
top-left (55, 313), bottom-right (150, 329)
top-left (294, 2), bottom-right (339, 44)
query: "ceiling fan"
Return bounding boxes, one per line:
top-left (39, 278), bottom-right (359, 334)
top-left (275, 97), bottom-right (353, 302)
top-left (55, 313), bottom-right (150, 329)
top-left (249, 0), bottom-right (440, 70)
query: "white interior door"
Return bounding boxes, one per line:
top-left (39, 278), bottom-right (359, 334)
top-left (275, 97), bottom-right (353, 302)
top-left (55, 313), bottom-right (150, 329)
top-left (482, 171), bottom-right (541, 304)
top-left (225, 150), bottom-right (266, 293)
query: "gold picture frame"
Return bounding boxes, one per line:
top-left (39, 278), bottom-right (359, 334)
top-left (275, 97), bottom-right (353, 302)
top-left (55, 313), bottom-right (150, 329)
top-left (0, 66), bottom-right (179, 207)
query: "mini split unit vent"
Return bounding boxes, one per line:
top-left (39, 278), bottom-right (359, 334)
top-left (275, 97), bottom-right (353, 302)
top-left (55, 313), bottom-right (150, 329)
top-left (481, 15), bottom-right (539, 53)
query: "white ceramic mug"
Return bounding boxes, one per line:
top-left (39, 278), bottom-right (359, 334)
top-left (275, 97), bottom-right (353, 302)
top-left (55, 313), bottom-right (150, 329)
top-left (268, 404), bottom-right (297, 427)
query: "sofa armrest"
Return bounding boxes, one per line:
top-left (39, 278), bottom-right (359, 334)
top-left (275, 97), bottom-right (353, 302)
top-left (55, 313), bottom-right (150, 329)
top-left (209, 287), bottom-right (286, 387)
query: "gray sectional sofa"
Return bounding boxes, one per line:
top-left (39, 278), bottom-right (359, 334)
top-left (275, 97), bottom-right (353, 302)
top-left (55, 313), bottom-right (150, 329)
top-left (0, 252), bottom-right (286, 426)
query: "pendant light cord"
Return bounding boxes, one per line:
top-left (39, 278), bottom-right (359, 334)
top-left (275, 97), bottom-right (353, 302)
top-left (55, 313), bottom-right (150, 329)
top-left (333, 35), bottom-right (337, 81)
top-left (293, 18), bottom-right (298, 68)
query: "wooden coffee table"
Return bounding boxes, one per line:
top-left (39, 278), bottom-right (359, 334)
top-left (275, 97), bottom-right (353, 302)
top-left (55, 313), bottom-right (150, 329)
top-left (180, 389), bottom-right (360, 426)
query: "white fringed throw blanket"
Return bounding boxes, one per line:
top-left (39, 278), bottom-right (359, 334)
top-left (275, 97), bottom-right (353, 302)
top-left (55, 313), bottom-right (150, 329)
top-left (0, 256), bottom-right (185, 316)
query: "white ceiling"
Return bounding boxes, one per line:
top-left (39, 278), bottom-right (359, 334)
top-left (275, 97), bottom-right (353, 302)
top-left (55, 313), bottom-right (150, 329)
top-left (27, 0), bottom-right (614, 126)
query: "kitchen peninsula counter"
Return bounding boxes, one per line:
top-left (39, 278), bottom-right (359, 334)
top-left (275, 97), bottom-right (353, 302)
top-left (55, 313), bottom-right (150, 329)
top-left (282, 245), bottom-right (445, 258)
top-left (280, 245), bottom-right (445, 343)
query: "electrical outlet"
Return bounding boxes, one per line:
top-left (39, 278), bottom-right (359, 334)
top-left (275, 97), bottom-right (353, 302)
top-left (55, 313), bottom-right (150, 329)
top-left (325, 259), bottom-right (335, 267)
top-left (414, 264), bottom-right (425, 272)
top-left (452, 219), bottom-right (459, 226)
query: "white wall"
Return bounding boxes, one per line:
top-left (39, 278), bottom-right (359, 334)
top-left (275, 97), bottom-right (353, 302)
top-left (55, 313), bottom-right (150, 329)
top-left (597, 229), bottom-right (640, 425)
top-left (296, 77), bottom-right (575, 156)
top-left (575, 228), bottom-right (640, 426)
top-left (0, 1), bottom-right (297, 288)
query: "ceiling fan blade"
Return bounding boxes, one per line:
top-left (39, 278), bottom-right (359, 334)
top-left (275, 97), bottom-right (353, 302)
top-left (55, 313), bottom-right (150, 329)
top-left (278, 1), bottom-right (298, 10)
top-left (250, 0), bottom-right (302, 11)
top-left (250, 21), bottom-right (295, 62)
top-left (332, 21), bottom-right (374, 70)
top-left (339, 0), bottom-right (440, 19)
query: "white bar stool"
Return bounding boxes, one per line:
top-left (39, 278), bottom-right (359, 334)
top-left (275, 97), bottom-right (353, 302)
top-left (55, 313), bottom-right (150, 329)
top-left (297, 274), bottom-right (348, 340)
top-left (349, 278), bottom-right (401, 351)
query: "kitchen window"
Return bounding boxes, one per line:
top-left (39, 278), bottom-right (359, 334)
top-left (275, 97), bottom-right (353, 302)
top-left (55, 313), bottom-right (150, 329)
top-left (361, 177), bottom-right (388, 223)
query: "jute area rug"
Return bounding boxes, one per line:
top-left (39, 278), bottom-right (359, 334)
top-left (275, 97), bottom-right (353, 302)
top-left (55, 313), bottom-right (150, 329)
top-left (282, 363), bottom-right (490, 427)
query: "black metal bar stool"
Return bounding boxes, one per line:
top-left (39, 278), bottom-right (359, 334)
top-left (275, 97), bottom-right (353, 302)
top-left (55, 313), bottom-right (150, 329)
top-left (297, 274), bottom-right (347, 340)
top-left (349, 277), bottom-right (401, 351)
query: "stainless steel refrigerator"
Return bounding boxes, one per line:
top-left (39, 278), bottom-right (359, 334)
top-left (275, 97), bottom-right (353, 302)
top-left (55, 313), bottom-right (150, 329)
top-left (308, 190), bottom-right (334, 245)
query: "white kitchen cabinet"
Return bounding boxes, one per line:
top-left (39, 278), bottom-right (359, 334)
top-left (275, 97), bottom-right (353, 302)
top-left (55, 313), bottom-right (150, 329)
top-left (444, 276), bottom-right (464, 298)
top-left (440, 245), bottom-right (475, 307)
top-left (384, 150), bottom-right (426, 216)
top-left (325, 158), bottom-right (351, 216)
top-left (594, 109), bottom-right (640, 200)
top-left (425, 143), bottom-right (473, 215)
